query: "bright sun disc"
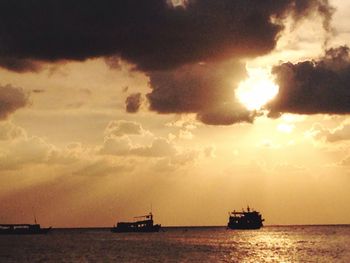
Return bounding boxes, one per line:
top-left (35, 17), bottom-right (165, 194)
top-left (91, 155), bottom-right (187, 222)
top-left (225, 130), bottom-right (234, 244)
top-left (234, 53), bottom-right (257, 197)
top-left (235, 67), bottom-right (279, 111)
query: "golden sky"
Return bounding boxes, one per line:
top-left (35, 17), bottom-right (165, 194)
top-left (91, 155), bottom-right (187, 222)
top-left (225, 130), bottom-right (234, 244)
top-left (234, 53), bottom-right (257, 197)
top-left (0, 0), bottom-right (349, 227)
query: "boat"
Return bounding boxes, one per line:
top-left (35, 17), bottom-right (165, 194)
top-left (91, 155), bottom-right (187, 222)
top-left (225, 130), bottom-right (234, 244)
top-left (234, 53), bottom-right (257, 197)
top-left (227, 206), bottom-right (264, 230)
top-left (0, 224), bottom-right (52, 235)
top-left (111, 212), bottom-right (161, 233)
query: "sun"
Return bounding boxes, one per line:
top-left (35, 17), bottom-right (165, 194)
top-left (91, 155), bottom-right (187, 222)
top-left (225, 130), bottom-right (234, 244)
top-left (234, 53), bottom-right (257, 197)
top-left (235, 67), bottom-right (279, 111)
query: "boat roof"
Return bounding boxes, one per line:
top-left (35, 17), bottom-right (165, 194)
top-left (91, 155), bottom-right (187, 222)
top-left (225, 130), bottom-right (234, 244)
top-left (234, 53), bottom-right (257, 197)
top-left (230, 211), bottom-right (260, 215)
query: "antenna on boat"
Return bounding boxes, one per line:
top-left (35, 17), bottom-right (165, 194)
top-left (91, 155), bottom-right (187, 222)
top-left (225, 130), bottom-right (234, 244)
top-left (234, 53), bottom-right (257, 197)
top-left (32, 207), bottom-right (37, 224)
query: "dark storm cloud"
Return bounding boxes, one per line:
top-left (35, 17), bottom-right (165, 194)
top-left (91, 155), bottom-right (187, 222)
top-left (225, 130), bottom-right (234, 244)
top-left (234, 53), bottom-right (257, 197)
top-left (0, 0), bottom-right (333, 72)
top-left (146, 60), bottom-right (253, 125)
top-left (147, 61), bottom-right (246, 113)
top-left (291, 0), bottom-right (334, 32)
top-left (0, 57), bottom-right (40, 73)
top-left (197, 104), bottom-right (257, 125)
top-left (0, 84), bottom-right (29, 120)
top-left (126, 93), bottom-right (142, 113)
top-left (0, 0), bottom-right (334, 125)
top-left (268, 46), bottom-right (350, 115)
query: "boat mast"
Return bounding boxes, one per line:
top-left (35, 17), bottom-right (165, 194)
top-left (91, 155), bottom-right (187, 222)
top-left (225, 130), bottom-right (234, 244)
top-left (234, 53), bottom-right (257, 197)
top-left (32, 207), bottom-right (37, 224)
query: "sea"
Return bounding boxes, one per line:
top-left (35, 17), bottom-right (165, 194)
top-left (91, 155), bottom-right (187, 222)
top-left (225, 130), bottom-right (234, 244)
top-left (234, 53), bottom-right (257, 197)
top-left (0, 225), bottom-right (349, 262)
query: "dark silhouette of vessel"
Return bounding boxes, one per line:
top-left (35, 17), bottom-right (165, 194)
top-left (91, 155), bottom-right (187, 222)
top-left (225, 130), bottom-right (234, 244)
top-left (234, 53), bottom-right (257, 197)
top-left (111, 212), bottom-right (161, 233)
top-left (0, 224), bottom-right (52, 235)
top-left (227, 206), bottom-right (264, 230)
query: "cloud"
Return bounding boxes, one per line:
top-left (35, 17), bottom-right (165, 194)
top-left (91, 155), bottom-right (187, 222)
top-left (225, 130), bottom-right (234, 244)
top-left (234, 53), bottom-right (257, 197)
top-left (0, 0), bottom-right (334, 126)
top-left (0, 122), bottom-right (26, 141)
top-left (0, 136), bottom-right (54, 170)
top-left (0, 57), bottom-right (40, 73)
top-left (0, 84), bottom-right (29, 120)
top-left (100, 120), bottom-right (176, 157)
top-left (100, 134), bottom-right (177, 158)
top-left (48, 142), bottom-right (88, 165)
top-left (152, 149), bottom-right (201, 172)
top-left (147, 60), bottom-right (256, 125)
top-left (99, 136), bottom-right (132, 156)
top-left (0, 124), bottom-right (88, 170)
top-left (147, 61), bottom-right (245, 114)
top-left (268, 46), bottom-right (350, 115)
top-left (104, 120), bottom-right (147, 138)
top-left (0, 123), bottom-right (80, 170)
top-left (0, 0), bottom-right (333, 72)
top-left (326, 123), bottom-right (350, 142)
top-left (125, 93), bottom-right (142, 113)
top-left (130, 138), bottom-right (177, 157)
top-left (197, 103), bottom-right (257, 125)
top-left (179, 129), bottom-right (193, 140)
top-left (203, 146), bottom-right (216, 158)
top-left (310, 121), bottom-right (350, 142)
top-left (101, 120), bottom-right (178, 156)
top-left (143, 0), bottom-right (333, 126)
top-left (167, 0), bottom-right (189, 8)
top-left (165, 114), bottom-right (198, 129)
top-left (72, 159), bottom-right (132, 177)
top-left (340, 155), bottom-right (350, 166)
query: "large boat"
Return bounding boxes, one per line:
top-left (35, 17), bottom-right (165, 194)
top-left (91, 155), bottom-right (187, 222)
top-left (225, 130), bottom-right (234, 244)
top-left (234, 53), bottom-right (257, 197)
top-left (227, 206), bottom-right (264, 230)
top-left (111, 212), bottom-right (161, 233)
top-left (0, 224), bottom-right (52, 235)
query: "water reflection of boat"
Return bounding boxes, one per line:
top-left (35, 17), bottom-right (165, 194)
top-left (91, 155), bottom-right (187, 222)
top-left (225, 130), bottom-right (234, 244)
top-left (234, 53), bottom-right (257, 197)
top-left (111, 212), bottom-right (161, 233)
top-left (0, 224), bottom-right (52, 235)
top-left (227, 206), bottom-right (264, 230)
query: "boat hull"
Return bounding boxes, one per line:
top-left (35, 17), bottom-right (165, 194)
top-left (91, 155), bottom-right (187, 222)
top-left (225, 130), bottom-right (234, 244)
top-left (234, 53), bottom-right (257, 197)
top-left (111, 224), bottom-right (161, 233)
top-left (0, 227), bottom-right (52, 235)
top-left (227, 223), bottom-right (262, 230)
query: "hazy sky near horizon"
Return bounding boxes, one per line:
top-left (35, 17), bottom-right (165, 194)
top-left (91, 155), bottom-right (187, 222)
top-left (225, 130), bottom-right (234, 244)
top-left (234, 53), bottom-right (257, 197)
top-left (0, 0), bottom-right (350, 227)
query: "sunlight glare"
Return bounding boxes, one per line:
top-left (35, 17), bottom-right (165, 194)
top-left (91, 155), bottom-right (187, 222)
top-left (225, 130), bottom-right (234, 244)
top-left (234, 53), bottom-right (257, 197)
top-left (235, 68), bottom-right (279, 111)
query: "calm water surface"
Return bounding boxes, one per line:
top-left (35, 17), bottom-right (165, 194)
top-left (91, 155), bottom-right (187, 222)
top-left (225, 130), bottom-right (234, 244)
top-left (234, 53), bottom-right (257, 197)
top-left (0, 226), bottom-right (349, 262)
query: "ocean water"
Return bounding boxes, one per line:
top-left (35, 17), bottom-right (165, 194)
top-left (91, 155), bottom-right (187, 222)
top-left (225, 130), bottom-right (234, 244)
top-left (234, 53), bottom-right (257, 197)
top-left (0, 226), bottom-right (349, 262)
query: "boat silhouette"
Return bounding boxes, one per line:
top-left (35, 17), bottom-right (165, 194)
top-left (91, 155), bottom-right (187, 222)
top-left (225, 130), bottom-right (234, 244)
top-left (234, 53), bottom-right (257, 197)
top-left (227, 206), bottom-right (264, 230)
top-left (111, 212), bottom-right (161, 233)
top-left (0, 224), bottom-right (52, 235)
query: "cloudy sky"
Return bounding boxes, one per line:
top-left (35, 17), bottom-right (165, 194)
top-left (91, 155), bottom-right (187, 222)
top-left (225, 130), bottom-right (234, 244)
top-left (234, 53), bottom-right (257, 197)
top-left (0, 0), bottom-right (350, 227)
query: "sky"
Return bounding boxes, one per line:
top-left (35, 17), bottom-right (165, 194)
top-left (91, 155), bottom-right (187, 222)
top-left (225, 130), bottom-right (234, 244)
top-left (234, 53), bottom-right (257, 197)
top-left (0, 0), bottom-right (350, 227)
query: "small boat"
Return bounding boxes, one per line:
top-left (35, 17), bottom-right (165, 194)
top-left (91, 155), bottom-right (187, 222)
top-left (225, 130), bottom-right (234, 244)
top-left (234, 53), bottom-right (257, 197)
top-left (111, 212), bottom-right (161, 233)
top-left (227, 206), bottom-right (264, 230)
top-left (0, 224), bottom-right (52, 235)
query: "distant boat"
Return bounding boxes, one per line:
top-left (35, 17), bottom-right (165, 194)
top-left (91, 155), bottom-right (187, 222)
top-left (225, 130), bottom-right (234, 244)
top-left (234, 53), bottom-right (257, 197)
top-left (111, 212), bottom-right (161, 233)
top-left (227, 206), bottom-right (264, 230)
top-left (0, 224), bottom-right (52, 235)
